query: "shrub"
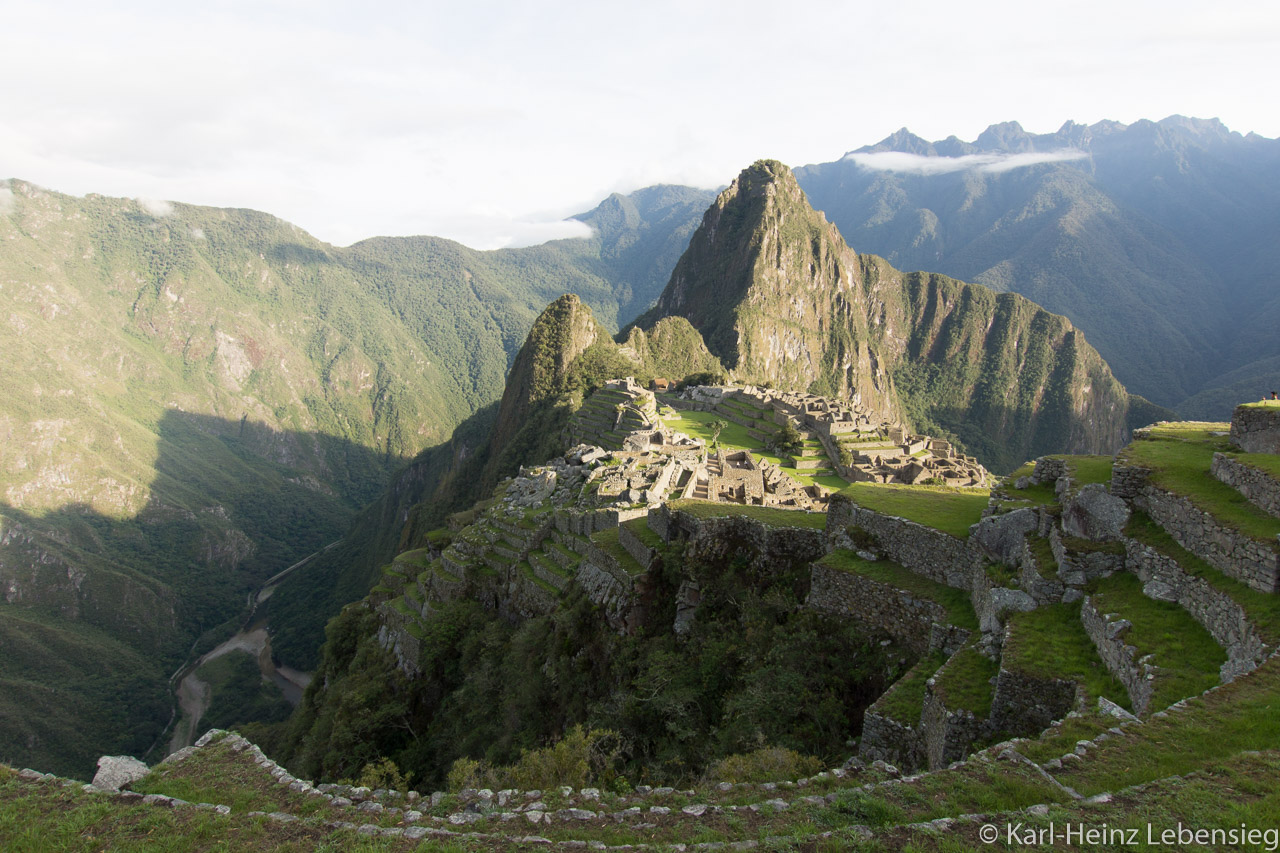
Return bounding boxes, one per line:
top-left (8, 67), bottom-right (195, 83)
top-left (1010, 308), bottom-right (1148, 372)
top-left (706, 746), bottom-right (823, 783)
top-left (354, 757), bottom-right (412, 791)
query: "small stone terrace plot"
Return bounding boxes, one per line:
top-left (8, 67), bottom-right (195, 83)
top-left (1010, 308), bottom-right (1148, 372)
top-left (837, 482), bottom-right (990, 539)
top-left (814, 550), bottom-right (978, 630)
top-left (1087, 571), bottom-right (1225, 711)
top-left (871, 651), bottom-right (949, 725)
top-left (1001, 603), bottom-right (1131, 710)
top-left (1123, 422), bottom-right (1280, 543)
top-left (930, 643), bottom-right (1000, 720)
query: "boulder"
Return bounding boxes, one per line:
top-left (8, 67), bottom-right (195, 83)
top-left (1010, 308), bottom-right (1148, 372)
top-left (971, 507), bottom-right (1038, 565)
top-left (92, 756), bottom-right (150, 792)
top-left (1061, 484), bottom-right (1129, 541)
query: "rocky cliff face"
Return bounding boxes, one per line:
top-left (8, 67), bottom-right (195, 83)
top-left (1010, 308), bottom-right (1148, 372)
top-left (487, 293), bottom-right (603, 459)
top-left (637, 160), bottom-right (1135, 471)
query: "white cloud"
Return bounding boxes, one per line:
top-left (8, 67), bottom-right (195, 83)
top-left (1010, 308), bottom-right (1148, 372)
top-left (842, 149), bottom-right (1089, 175)
top-left (190, 227), bottom-right (205, 240)
top-left (137, 197), bottom-right (173, 217)
top-left (0, 186), bottom-right (13, 215)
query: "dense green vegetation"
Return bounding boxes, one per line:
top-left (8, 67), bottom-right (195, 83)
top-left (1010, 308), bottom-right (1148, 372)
top-left (0, 179), bottom-right (707, 776)
top-left (279, 540), bottom-right (893, 789)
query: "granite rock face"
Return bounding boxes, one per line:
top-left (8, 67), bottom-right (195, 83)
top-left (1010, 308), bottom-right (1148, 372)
top-left (1061, 484), bottom-right (1130, 542)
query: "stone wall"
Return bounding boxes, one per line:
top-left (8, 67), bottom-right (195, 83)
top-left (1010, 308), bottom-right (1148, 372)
top-left (969, 571), bottom-right (1035, 648)
top-left (574, 560), bottom-right (634, 632)
top-left (807, 563), bottom-right (970, 655)
top-left (618, 523), bottom-right (661, 572)
top-left (921, 688), bottom-right (986, 772)
top-left (827, 496), bottom-right (978, 589)
top-left (858, 710), bottom-right (922, 769)
top-left (988, 667), bottom-right (1082, 737)
top-left (1137, 486), bottom-right (1280, 593)
top-left (1110, 464), bottom-right (1151, 499)
top-left (668, 511), bottom-right (827, 577)
top-left (1032, 457), bottom-right (1068, 484)
top-left (1080, 594), bottom-right (1157, 716)
top-left (1017, 536), bottom-right (1065, 606)
top-left (1212, 453), bottom-right (1280, 519)
top-left (1230, 404), bottom-right (1280, 454)
top-left (1051, 528), bottom-right (1126, 588)
top-left (1125, 538), bottom-right (1270, 681)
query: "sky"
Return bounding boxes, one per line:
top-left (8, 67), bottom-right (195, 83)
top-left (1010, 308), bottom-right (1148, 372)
top-left (3, 0), bottom-right (1278, 250)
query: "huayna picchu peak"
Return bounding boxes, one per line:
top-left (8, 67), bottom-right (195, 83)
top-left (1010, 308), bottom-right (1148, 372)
top-left (635, 159), bottom-right (1156, 473)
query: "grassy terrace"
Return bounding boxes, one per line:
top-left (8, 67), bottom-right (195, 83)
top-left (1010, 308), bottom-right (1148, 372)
top-left (872, 652), bottom-right (947, 724)
top-left (1025, 533), bottom-right (1058, 579)
top-left (1053, 654), bottom-right (1280, 798)
top-left (660, 408), bottom-right (848, 491)
top-left (836, 482), bottom-right (989, 539)
top-left (1002, 603), bottom-right (1132, 710)
top-left (1126, 510), bottom-right (1280, 643)
top-left (667, 498), bottom-right (828, 529)
top-left (1089, 572), bottom-right (1225, 710)
top-left (815, 550), bottom-right (978, 630)
top-left (588, 527), bottom-right (646, 575)
top-left (1122, 422), bottom-right (1280, 543)
top-left (932, 644), bottom-right (999, 718)
top-left (622, 516), bottom-right (664, 550)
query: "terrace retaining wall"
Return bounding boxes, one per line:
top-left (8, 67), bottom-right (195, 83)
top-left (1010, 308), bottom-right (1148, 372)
top-left (1125, 538), bottom-right (1269, 681)
top-left (807, 561), bottom-right (970, 655)
top-left (1230, 405), bottom-right (1280, 454)
top-left (827, 497), bottom-right (978, 589)
top-left (1136, 486), bottom-right (1280, 593)
top-left (1212, 453), bottom-right (1280, 520)
top-left (1080, 594), bottom-right (1158, 716)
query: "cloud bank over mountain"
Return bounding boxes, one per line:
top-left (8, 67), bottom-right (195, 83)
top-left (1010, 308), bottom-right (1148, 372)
top-left (842, 149), bottom-right (1089, 175)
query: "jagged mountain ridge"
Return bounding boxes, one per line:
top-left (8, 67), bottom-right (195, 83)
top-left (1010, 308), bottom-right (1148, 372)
top-left (793, 116), bottom-right (1280, 414)
top-left (635, 159), bottom-right (1147, 472)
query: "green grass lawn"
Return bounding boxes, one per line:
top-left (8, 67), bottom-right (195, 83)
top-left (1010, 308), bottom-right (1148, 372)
top-left (1001, 603), bottom-right (1131, 710)
top-left (931, 644), bottom-right (1000, 718)
top-left (815, 550), bottom-right (978, 629)
top-left (836, 483), bottom-right (990, 539)
top-left (1055, 654), bottom-right (1280, 797)
top-left (1122, 423), bottom-right (1280, 543)
top-left (1066, 454), bottom-right (1115, 486)
top-left (872, 652), bottom-right (948, 724)
top-left (667, 499), bottom-right (828, 529)
top-left (1126, 510), bottom-right (1280, 644)
top-left (1088, 572), bottom-right (1225, 711)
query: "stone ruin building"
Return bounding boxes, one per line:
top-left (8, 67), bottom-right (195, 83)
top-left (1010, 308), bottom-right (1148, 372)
top-left (678, 384), bottom-right (991, 488)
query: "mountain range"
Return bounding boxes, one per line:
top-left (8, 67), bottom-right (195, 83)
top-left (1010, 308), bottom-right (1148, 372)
top-left (3, 113), bottom-right (1276, 776)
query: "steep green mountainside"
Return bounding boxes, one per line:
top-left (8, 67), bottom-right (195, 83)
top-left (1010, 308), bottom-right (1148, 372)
top-left (0, 179), bottom-right (699, 777)
top-left (635, 160), bottom-right (1150, 472)
top-left (793, 117), bottom-right (1280, 414)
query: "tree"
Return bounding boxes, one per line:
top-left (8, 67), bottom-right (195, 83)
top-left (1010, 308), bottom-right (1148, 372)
top-left (709, 419), bottom-right (728, 447)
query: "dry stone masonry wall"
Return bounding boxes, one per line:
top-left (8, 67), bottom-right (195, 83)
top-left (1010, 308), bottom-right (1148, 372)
top-left (1230, 404), bottom-right (1280, 454)
top-left (1136, 486), bottom-right (1280, 593)
top-left (1212, 453), bottom-right (1280, 519)
top-left (1124, 538), bottom-right (1270, 681)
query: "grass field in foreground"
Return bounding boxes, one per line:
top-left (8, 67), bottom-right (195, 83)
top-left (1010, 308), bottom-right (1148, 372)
top-left (836, 482), bottom-right (989, 539)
